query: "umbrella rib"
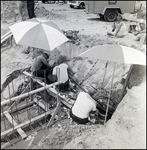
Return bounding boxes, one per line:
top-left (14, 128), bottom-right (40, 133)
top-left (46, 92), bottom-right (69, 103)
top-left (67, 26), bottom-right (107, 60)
top-left (42, 24), bottom-right (68, 50)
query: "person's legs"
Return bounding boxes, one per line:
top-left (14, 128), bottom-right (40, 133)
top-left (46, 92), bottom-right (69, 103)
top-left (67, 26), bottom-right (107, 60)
top-left (64, 80), bottom-right (69, 90)
top-left (69, 109), bottom-right (89, 124)
top-left (27, 1), bottom-right (35, 19)
top-left (33, 69), bottom-right (49, 79)
top-left (58, 80), bottom-right (69, 92)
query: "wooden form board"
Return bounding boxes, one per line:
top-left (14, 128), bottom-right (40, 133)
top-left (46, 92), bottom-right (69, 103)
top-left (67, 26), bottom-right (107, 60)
top-left (1, 110), bottom-right (51, 138)
top-left (4, 111), bottom-right (27, 139)
top-left (33, 97), bottom-right (47, 111)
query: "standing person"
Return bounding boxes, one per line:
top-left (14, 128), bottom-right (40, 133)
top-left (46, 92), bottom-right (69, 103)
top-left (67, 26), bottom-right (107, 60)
top-left (31, 51), bottom-right (52, 80)
top-left (27, 0), bottom-right (36, 19)
top-left (69, 84), bottom-right (99, 124)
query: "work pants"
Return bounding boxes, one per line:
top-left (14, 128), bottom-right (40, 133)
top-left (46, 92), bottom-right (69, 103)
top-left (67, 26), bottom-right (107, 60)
top-left (69, 109), bottom-right (89, 124)
top-left (27, 0), bottom-right (35, 19)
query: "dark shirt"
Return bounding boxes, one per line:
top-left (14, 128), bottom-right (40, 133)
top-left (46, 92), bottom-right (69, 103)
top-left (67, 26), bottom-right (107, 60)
top-left (31, 55), bottom-right (49, 73)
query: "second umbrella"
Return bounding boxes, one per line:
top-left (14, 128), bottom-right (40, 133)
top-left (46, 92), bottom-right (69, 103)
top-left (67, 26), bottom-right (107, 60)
top-left (9, 18), bottom-right (69, 51)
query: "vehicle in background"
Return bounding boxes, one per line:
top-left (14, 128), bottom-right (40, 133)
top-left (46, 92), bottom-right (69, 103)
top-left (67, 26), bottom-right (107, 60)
top-left (68, 1), bottom-right (85, 9)
top-left (42, 1), bottom-right (67, 4)
top-left (85, 1), bottom-right (136, 22)
top-left (42, 1), bottom-right (57, 3)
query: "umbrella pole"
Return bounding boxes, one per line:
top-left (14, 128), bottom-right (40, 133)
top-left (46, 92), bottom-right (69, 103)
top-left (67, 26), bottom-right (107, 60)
top-left (101, 61), bottom-right (108, 88)
top-left (104, 62), bottom-right (116, 125)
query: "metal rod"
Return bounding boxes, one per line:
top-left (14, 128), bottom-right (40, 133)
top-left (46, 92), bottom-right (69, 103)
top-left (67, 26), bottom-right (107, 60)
top-left (1, 110), bottom-right (51, 138)
top-left (12, 80), bottom-right (19, 123)
top-left (26, 96), bottom-right (31, 123)
top-left (2, 106), bottom-right (7, 130)
top-left (44, 70), bottom-right (47, 102)
top-left (7, 83), bottom-right (30, 111)
top-left (104, 62), bottom-right (116, 125)
top-left (8, 84), bottom-right (15, 131)
top-left (1, 82), bottom-right (60, 106)
top-left (1, 32), bottom-right (13, 44)
top-left (43, 70), bottom-right (47, 124)
top-left (1, 101), bottom-right (35, 117)
top-left (101, 61), bottom-right (108, 88)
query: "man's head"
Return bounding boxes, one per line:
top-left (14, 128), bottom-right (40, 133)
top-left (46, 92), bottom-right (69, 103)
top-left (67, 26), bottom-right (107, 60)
top-left (86, 83), bottom-right (97, 96)
top-left (43, 51), bottom-right (50, 60)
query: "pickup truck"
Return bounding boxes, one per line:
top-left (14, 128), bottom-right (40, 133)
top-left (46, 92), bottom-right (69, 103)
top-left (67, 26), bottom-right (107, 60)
top-left (85, 1), bottom-right (136, 22)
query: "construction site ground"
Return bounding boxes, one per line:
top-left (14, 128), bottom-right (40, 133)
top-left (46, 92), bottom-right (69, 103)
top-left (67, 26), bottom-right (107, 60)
top-left (1, 1), bottom-right (146, 149)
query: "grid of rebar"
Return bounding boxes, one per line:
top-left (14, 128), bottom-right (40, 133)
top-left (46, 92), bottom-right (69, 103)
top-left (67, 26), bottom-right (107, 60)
top-left (1, 73), bottom-right (58, 149)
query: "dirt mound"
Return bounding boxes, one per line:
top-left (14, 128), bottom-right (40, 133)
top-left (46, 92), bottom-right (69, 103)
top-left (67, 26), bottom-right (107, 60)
top-left (1, 1), bottom-right (66, 35)
top-left (63, 81), bottom-right (146, 149)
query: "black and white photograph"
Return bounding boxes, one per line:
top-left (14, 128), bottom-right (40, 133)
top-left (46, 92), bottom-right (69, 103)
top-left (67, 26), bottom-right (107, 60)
top-left (1, 1), bottom-right (146, 149)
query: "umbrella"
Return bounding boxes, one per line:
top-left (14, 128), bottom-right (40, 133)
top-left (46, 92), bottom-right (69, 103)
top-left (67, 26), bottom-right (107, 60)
top-left (9, 18), bottom-right (69, 51)
top-left (79, 44), bottom-right (146, 124)
top-left (79, 44), bottom-right (146, 66)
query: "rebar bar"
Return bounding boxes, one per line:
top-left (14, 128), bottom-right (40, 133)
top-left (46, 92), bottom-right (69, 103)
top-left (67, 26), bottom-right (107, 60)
top-left (2, 106), bottom-right (7, 131)
top-left (8, 84), bottom-right (15, 131)
top-left (104, 62), bottom-right (116, 125)
top-left (12, 80), bottom-right (19, 124)
top-left (1, 82), bottom-right (60, 106)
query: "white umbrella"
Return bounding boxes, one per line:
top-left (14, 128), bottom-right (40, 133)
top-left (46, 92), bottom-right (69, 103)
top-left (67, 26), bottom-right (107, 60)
top-left (9, 18), bottom-right (69, 51)
top-left (79, 44), bottom-right (146, 124)
top-left (79, 44), bottom-right (146, 66)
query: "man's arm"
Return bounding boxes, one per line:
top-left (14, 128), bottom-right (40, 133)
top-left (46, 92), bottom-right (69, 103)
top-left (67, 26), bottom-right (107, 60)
top-left (41, 57), bottom-right (50, 68)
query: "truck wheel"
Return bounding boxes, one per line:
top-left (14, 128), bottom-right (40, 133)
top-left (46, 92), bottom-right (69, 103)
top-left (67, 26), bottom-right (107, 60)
top-left (104, 9), bottom-right (118, 22)
top-left (70, 5), bottom-right (74, 8)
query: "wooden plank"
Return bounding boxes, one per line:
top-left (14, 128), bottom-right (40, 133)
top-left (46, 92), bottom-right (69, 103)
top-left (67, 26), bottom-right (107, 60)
top-left (4, 111), bottom-right (27, 139)
top-left (1, 31), bottom-right (11, 40)
top-left (1, 32), bottom-right (13, 44)
top-left (33, 97), bottom-right (47, 111)
top-left (1, 142), bottom-right (10, 149)
top-left (1, 111), bottom-right (51, 138)
top-left (47, 103), bottom-right (61, 127)
top-left (1, 101), bottom-right (35, 117)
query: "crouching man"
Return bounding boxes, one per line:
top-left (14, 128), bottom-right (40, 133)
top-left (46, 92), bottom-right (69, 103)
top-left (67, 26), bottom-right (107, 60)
top-left (69, 84), bottom-right (99, 124)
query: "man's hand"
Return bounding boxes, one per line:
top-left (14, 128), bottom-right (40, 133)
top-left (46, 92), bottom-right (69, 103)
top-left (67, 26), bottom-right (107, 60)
top-left (88, 117), bottom-right (96, 124)
top-left (88, 110), bottom-right (98, 124)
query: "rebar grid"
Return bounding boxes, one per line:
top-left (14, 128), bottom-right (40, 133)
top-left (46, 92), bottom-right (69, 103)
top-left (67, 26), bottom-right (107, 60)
top-left (1, 73), bottom-right (59, 149)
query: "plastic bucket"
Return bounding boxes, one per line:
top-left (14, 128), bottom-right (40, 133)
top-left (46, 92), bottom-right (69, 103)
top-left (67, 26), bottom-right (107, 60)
top-left (98, 109), bottom-right (111, 125)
